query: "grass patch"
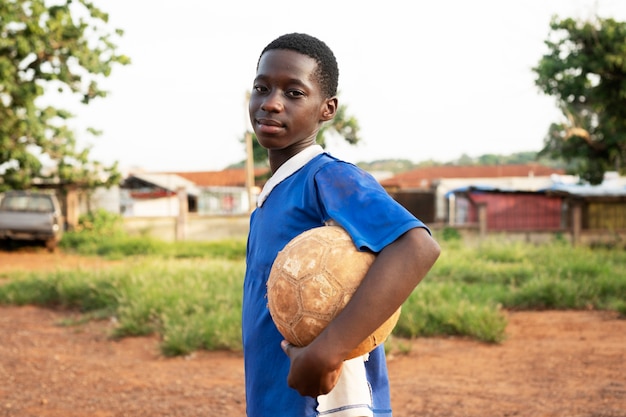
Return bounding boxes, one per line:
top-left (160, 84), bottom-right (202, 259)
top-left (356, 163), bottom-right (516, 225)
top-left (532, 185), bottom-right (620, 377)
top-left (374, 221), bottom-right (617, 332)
top-left (2, 227), bottom-right (625, 356)
top-left (0, 255), bottom-right (244, 356)
top-left (397, 283), bottom-right (508, 343)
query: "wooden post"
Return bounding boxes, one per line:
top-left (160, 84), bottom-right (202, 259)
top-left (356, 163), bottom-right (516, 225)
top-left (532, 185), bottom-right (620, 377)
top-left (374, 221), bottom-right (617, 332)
top-left (245, 131), bottom-right (255, 213)
top-left (448, 193), bottom-right (456, 226)
top-left (571, 200), bottom-right (582, 245)
top-left (176, 187), bottom-right (188, 241)
top-left (478, 202), bottom-right (488, 238)
top-left (65, 188), bottom-right (79, 231)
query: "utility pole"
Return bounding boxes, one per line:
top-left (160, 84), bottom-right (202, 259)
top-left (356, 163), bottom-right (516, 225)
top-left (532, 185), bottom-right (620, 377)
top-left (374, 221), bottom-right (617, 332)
top-left (245, 130), bottom-right (255, 213)
top-left (243, 91), bottom-right (255, 213)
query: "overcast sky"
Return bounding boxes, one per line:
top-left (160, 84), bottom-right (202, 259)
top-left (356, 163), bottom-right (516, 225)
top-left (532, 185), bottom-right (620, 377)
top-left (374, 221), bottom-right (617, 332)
top-left (68, 0), bottom-right (626, 173)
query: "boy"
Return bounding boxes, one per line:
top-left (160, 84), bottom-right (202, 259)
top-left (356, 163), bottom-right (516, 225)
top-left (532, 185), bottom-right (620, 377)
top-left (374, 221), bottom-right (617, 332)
top-left (243, 33), bottom-right (441, 417)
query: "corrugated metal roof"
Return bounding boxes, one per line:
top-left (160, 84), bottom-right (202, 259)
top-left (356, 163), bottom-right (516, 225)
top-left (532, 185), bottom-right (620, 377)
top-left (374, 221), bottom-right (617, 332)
top-left (130, 173), bottom-right (201, 196)
top-left (544, 183), bottom-right (626, 197)
top-left (446, 175), bottom-right (626, 197)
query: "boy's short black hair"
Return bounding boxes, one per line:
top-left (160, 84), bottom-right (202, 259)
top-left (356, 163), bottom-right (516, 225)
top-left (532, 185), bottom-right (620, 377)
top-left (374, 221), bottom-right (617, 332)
top-left (259, 33), bottom-right (339, 98)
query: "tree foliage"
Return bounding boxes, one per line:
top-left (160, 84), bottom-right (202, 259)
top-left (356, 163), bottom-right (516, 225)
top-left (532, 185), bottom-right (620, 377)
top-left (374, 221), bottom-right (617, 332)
top-left (320, 102), bottom-right (360, 146)
top-left (533, 16), bottom-right (626, 184)
top-left (0, 0), bottom-right (129, 192)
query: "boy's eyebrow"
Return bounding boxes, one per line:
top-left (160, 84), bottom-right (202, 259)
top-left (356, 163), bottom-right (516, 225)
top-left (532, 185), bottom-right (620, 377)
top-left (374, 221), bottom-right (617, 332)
top-left (253, 74), bottom-right (310, 89)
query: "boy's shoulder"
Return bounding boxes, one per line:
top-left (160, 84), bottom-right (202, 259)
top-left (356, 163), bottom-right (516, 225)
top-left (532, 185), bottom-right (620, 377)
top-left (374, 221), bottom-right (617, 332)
top-left (309, 152), bottom-right (362, 173)
top-left (314, 153), bottom-right (374, 180)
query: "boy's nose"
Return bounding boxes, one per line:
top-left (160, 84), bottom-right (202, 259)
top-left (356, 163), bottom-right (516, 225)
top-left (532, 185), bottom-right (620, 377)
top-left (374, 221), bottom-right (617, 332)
top-left (261, 92), bottom-right (284, 112)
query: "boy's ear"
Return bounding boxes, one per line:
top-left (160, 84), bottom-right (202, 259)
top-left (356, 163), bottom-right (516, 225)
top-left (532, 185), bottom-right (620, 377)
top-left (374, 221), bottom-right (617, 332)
top-left (321, 97), bottom-right (338, 121)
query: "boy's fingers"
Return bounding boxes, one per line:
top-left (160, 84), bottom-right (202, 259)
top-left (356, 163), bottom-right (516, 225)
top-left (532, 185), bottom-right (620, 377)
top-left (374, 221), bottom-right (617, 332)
top-left (280, 340), bottom-right (294, 356)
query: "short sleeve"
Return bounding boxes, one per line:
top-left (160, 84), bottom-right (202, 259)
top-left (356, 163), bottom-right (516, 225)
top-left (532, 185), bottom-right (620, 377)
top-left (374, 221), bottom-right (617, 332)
top-left (314, 161), bottom-right (427, 253)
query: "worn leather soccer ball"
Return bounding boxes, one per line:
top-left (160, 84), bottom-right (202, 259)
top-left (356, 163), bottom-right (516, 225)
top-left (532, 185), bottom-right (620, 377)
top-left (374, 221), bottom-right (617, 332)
top-left (267, 225), bottom-right (401, 360)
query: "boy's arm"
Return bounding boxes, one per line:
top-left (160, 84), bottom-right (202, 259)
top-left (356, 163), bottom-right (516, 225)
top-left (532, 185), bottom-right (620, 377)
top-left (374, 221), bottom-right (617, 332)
top-left (281, 226), bottom-right (441, 397)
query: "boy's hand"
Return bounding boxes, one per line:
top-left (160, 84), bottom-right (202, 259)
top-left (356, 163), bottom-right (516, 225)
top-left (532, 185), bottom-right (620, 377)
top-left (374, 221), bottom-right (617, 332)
top-left (281, 340), bottom-right (343, 397)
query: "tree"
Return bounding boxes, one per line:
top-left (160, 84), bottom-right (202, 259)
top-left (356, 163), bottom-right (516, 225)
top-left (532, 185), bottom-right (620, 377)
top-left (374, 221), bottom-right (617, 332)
top-left (0, 0), bottom-right (129, 192)
top-left (533, 16), bottom-right (626, 184)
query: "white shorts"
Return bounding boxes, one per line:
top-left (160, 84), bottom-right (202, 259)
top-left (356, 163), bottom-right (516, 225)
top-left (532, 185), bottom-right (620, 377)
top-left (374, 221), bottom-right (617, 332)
top-left (316, 354), bottom-right (373, 417)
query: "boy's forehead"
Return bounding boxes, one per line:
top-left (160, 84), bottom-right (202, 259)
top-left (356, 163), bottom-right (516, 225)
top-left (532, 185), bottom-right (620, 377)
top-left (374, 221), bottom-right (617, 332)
top-left (256, 49), bottom-right (318, 79)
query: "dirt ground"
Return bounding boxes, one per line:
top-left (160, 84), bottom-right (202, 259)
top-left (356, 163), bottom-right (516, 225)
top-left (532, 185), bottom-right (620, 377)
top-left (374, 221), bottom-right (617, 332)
top-left (1, 249), bottom-right (625, 417)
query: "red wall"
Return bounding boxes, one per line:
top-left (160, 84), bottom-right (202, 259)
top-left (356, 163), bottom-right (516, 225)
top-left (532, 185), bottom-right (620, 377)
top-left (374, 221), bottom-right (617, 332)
top-left (468, 193), bottom-right (563, 231)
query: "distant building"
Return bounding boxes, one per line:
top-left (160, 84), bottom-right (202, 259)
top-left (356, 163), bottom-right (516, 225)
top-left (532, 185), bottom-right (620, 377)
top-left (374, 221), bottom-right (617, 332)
top-left (121, 173), bottom-right (200, 217)
top-left (379, 164), bottom-right (566, 224)
top-left (173, 168), bottom-right (268, 215)
top-left (121, 168), bottom-right (269, 217)
top-left (444, 172), bottom-right (626, 244)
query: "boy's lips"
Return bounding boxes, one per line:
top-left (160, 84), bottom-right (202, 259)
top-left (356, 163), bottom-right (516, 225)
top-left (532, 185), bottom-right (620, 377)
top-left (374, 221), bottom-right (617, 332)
top-left (256, 117), bottom-right (283, 127)
top-left (255, 117), bottom-right (284, 134)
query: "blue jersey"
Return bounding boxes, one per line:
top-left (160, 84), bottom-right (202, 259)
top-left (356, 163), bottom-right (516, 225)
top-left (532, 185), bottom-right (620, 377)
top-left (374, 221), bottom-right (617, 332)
top-left (243, 152), bottom-right (426, 417)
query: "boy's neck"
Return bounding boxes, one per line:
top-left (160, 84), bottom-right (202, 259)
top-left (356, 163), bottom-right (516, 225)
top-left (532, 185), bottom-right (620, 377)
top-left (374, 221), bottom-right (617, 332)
top-left (268, 140), bottom-right (319, 173)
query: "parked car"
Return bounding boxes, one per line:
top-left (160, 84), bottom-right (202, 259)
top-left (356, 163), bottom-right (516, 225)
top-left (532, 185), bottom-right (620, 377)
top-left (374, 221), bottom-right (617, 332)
top-left (0, 190), bottom-right (64, 252)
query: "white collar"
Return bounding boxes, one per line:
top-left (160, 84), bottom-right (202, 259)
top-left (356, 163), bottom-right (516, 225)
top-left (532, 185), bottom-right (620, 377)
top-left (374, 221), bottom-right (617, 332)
top-left (257, 145), bottom-right (324, 207)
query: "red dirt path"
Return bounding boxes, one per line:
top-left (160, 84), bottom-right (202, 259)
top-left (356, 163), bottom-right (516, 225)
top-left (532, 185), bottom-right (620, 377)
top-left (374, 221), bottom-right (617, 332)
top-left (1, 250), bottom-right (625, 417)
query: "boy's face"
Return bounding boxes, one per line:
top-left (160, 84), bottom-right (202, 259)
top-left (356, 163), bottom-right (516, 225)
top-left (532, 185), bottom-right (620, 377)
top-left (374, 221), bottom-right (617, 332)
top-left (249, 49), bottom-right (336, 154)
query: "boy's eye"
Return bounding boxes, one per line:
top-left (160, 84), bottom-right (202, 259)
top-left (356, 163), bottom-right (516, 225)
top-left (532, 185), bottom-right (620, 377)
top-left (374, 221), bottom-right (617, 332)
top-left (253, 85), bottom-right (268, 94)
top-left (286, 89), bottom-right (305, 98)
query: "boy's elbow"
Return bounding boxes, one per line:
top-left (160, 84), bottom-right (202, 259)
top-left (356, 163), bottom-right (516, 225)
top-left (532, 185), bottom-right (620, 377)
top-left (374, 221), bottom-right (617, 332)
top-left (411, 227), bottom-right (441, 266)
top-left (426, 229), bottom-right (441, 262)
